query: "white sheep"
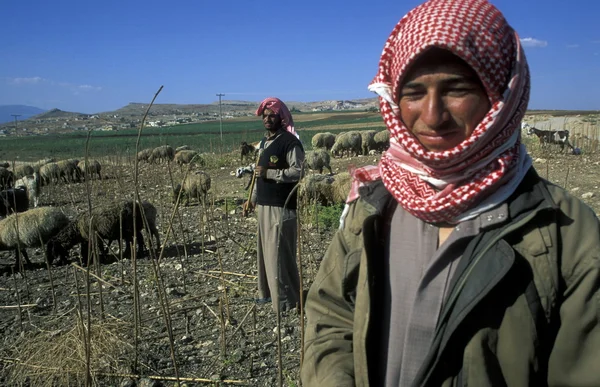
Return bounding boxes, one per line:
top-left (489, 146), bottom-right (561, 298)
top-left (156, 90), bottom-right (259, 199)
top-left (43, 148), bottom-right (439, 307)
top-left (311, 132), bottom-right (336, 151)
top-left (0, 207), bottom-right (70, 267)
top-left (173, 171), bottom-right (211, 205)
top-left (305, 149), bottom-right (333, 174)
top-left (331, 131), bottom-right (362, 157)
top-left (14, 172), bottom-right (41, 208)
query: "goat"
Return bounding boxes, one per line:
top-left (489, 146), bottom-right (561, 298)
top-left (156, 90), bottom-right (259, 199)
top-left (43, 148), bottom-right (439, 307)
top-left (527, 127), bottom-right (573, 152)
top-left (240, 141), bottom-right (261, 163)
top-left (234, 164), bottom-right (255, 190)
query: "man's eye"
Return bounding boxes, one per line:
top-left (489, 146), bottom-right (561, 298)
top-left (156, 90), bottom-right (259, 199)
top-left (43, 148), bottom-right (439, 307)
top-left (446, 86), bottom-right (476, 95)
top-left (400, 90), bottom-right (424, 99)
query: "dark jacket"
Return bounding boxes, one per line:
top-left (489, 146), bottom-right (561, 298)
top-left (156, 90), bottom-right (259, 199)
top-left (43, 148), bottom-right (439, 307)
top-left (301, 168), bottom-right (600, 386)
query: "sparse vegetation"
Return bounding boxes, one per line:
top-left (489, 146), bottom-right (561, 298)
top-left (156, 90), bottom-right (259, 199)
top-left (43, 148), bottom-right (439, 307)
top-left (0, 110), bottom-right (598, 386)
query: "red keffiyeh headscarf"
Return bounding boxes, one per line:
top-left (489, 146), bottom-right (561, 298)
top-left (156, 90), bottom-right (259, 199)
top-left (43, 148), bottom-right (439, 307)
top-left (256, 97), bottom-right (299, 139)
top-left (348, 0), bottom-right (531, 224)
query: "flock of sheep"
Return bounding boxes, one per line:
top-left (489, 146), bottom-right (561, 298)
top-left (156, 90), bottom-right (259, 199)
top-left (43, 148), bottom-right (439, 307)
top-left (137, 145), bottom-right (205, 169)
top-left (0, 157), bottom-right (165, 269)
top-left (237, 129), bottom-right (391, 206)
top-left (0, 129), bottom-right (389, 270)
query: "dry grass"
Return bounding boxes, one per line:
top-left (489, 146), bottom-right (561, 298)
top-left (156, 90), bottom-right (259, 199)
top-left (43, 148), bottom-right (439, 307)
top-left (3, 316), bottom-right (133, 386)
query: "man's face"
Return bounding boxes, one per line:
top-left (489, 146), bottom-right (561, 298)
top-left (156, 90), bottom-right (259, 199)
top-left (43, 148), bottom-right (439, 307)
top-left (262, 108), bottom-right (281, 132)
top-left (398, 49), bottom-right (490, 152)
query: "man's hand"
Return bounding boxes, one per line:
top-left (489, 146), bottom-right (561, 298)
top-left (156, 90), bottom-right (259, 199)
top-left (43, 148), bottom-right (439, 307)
top-left (242, 200), bottom-right (255, 217)
top-left (254, 166), bottom-right (267, 178)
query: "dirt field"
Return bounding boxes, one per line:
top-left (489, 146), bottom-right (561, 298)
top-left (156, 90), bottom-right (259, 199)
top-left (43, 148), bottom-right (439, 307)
top-left (0, 134), bottom-right (598, 386)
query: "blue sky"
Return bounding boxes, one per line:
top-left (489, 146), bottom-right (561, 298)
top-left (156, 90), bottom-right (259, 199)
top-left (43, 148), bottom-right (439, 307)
top-left (1, 0), bottom-right (598, 113)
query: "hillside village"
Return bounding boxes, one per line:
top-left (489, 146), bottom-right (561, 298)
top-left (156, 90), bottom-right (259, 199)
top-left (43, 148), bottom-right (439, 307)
top-left (0, 98), bottom-right (379, 137)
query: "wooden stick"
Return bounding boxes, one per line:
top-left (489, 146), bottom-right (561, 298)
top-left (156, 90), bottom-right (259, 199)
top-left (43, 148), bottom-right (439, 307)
top-left (243, 153), bottom-right (261, 214)
top-left (0, 304), bottom-right (37, 309)
top-left (207, 270), bottom-right (257, 279)
top-left (71, 263), bottom-right (118, 289)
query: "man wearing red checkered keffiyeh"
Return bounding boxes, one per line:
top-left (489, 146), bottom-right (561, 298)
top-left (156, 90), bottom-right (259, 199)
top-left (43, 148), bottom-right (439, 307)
top-left (302, 0), bottom-right (600, 386)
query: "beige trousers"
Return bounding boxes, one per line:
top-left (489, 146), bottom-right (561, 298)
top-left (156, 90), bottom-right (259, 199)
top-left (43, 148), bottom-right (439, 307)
top-left (256, 204), bottom-right (300, 312)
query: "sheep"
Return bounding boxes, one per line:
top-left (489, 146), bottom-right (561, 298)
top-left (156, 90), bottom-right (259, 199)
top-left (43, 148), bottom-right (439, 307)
top-left (0, 187), bottom-right (29, 217)
top-left (149, 145), bottom-right (175, 164)
top-left (360, 130), bottom-right (378, 155)
top-left (14, 164), bottom-right (34, 179)
top-left (298, 172), bottom-right (352, 206)
top-left (311, 132), bottom-right (336, 151)
top-left (140, 201), bottom-right (161, 251)
top-left (14, 172), bottom-right (40, 208)
top-left (176, 145), bottom-right (191, 152)
top-left (173, 171), bottom-right (211, 205)
top-left (45, 200), bottom-right (151, 265)
top-left (331, 131), bottom-right (362, 157)
top-left (305, 149), bottom-right (333, 175)
top-left (137, 148), bottom-right (153, 163)
top-left (39, 162), bottom-right (61, 185)
top-left (174, 150), bottom-right (203, 169)
top-left (57, 159), bottom-right (80, 183)
top-left (0, 207), bottom-right (70, 267)
top-left (0, 167), bottom-right (14, 190)
top-left (373, 130), bottom-right (390, 152)
top-left (77, 160), bottom-right (102, 180)
top-left (32, 158), bottom-right (55, 173)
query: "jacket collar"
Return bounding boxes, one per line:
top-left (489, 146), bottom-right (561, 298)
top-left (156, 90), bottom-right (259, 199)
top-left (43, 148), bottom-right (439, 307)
top-left (357, 167), bottom-right (556, 226)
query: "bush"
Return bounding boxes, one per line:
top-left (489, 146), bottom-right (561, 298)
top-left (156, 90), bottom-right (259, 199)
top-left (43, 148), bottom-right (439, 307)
top-left (315, 203), bottom-right (345, 230)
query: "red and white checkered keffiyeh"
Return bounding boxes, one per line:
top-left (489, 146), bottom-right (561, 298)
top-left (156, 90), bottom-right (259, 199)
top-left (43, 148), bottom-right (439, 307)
top-left (348, 0), bottom-right (531, 224)
top-left (256, 97), bottom-right (299, 139)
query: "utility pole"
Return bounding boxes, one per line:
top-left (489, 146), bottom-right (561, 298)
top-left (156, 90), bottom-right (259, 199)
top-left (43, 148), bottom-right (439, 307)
top-left (11, 114), bottom-right (21, 132)
top-left (216, 93), bottom-right (225, 142)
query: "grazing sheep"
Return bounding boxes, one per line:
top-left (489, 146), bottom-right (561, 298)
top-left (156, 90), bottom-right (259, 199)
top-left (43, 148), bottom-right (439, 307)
top-left (305, 149), bottom-right (333, 175)
top-left (175, 145), bottom-right (191, 152)
top-left (57, 159), bottom-right (80, 183)
top-left (77, 160), bottom-right (102, 180)
top-left (0, 187), bottom-right (29, 217)
top-left (360, 130), bottom-right (378, 155)
top-left (331, 131), bottom-right (362, 157)
top-left (0, 207), bottom-right (70, 267)
top-left (39, 162), bottom-right (61, 185)
top-left (311, 132), bottom-right (336, 151)
top-left (298, 172), bottom-right (351, 206)
top-left (373, 130), bottom-right (390, 152)
top-left (137, 148), bottom-right (153, 163)
top-left (140, 201), bottom-right (161, 250)
top-left (174, 150), bottom-right (203, 169)
top-left (0, 167), bottom-right (14, 190)
top-left (32, 158), bottom-right (55, 173)
top-left (149, 145), bottom-right (175, 164)
top-left (173, 171), bottom-right (211, 205)
top-left (45, 200), bottom-right (150, 265)
top-left (14, 164), bottom-right (34, 179)
top-left (14, 172), bottom-right (41, 208)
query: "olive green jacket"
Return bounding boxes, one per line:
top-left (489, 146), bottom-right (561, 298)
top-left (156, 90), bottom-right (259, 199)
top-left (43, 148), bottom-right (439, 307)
top-left (301, 169), bottom-right (600, 386)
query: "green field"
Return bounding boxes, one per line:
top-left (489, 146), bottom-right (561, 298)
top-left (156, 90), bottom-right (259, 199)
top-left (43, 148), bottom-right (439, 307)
top-left (0, 112), bottom-right (383, 161)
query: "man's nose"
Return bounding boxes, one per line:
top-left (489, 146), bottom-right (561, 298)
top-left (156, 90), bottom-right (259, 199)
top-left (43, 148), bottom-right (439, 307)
top-left (421, 91), bottom-right (449, 129)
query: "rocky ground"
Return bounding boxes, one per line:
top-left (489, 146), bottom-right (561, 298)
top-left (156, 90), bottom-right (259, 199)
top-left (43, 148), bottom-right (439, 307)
top-left (0, 139), bottom-right (598, 387)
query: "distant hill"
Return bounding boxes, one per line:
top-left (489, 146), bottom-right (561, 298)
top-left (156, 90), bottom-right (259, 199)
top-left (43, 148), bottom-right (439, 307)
top-left (106, 98), bottom-right (380, 117)
top-left (0, 105), bottom-right (46, 124)
top-left (33, 108), bottom-right (86, 120)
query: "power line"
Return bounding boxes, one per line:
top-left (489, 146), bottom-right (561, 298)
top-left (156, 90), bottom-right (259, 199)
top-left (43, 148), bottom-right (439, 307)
top-left (11, 114), bottom-right (21, 131)
top-left (216, 93), bottom-right (225, 142)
